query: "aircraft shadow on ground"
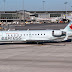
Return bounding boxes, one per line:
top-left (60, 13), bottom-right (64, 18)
top-left (0, 39), bottom-right (71, 45)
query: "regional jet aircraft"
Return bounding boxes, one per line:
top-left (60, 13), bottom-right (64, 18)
top-left (0, 21), bottom-right (72, 43)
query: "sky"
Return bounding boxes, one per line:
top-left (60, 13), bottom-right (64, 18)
top-left (0, 0), bottom-right (72, 11)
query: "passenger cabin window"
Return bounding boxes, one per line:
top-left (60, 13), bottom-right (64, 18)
top-left (44, 34), bottom-right (45, 35)
top-left (23, 33), bottom-right (46, 36)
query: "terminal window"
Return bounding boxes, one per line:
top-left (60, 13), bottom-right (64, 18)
top-left (50, 14), bottom-right (61, 17)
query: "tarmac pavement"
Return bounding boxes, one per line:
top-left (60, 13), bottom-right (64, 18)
top-left (0, 42), bottom-right (72, 72)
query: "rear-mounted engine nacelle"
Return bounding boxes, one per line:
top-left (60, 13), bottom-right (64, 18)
top-left (52, 30), bottom-right (66, 37)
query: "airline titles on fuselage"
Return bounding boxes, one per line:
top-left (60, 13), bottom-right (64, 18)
top-left (2, 33), bottom-right (22, 41)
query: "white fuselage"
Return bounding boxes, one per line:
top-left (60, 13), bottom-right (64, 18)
top-left (0, 30), bottom-right (62, 42)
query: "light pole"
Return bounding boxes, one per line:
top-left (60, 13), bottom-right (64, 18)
top-left (43, 1), bottom-right (45, 10)
top-left (3, 0), bottom-right (6, 13)
top-left (71, 6), bottom-right (72, 11)
top-left (64, 2), bottom-right (68, 19)
top-left (23, 0), bottom-right (25, 25)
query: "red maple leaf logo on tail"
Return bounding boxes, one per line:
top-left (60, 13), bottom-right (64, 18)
top-left (70, 24), bottom-right (72, 29)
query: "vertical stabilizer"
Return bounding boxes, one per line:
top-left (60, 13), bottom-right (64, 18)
top-left (64, 21), bottom-right (72, 31)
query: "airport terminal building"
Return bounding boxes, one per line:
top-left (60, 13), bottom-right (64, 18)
top-left (0, 10), bottom-right (72, 22)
